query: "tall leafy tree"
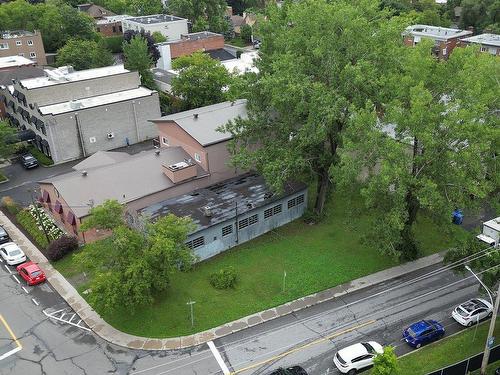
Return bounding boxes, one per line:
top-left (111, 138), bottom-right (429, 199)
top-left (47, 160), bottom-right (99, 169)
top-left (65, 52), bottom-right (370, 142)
top-left (337, 43), bottom-right (499, 260)
top-left (57, 39), bottom-right (114, 71)
top-left (459, 0), bottom-right (500, 34)
top-left (171, 51), bottom-right (231, 109)
top-left (122, 35), bottom-right (156, 90)
top-left (123, 30), bottom-right (160, 63)
top-left (127, 0), bottom-right (163, 16)
top-left (167, 0), bottom-right (228, 33)
top-left (80, 199), bottom-right (125, 232)
top-left (222, 0), bottom-right (404, 215)
top-left (372, 346), bottom-right (399, 375)
top-left (0, 121), bottom-right (17, 159)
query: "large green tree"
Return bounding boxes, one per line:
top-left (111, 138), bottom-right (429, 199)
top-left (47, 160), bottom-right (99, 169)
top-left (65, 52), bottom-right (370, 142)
top-left (80, 199), bottom-right (125, 232)
top-left (372, 346), bottom-right (399, 375)
top-left (122, 35), bottom-right (156, 90)
top-left (0, 121), bottom-right (17, 159)
top-left (222, 0), bottom-right (404, 215)
top-left (57, 39), bottom-right (114, 71)
top-left (75, 212), bottom-right (195, 314)
top-left (167, 0), bottom-right (228, 33)
top-left (171, 51), bottom-right (231, 110)
top-left (459, 0), bottom-right (500, 34)
top-left (337, 43), bottom-right (499, 260)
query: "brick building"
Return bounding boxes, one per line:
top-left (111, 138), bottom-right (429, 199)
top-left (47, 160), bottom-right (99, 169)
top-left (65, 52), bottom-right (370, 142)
top-left (0, 30), bottom-right (47, 66)
top-left (1, 65), bottom-right (160, 164)
top-left (38, 100), bottom-right (248, 243)
top-left (96, 15), bottom-right (131, 37)
top-left (403, 24), bottom-right (472, 59)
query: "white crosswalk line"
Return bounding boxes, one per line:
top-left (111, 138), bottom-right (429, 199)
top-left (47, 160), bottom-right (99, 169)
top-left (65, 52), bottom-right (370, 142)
top-left (207, 341), bottom-right (231, 375)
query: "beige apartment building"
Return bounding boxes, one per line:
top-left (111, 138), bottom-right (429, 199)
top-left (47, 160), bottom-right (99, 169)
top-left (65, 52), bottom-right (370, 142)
top-left (0, 30), bottom-right (47, 66)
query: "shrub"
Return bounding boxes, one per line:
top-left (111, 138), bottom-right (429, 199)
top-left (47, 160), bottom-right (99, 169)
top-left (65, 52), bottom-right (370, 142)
top-left (47, 235), bottom-right (79, 261)
top-left (102, 36), bottom-right (124, 53)
top-left (240, 24), bottom-right (252, 43)
top-left (209, 267), bottom-right (237, 289)
top-left (1, 196), bottom-right (20, 215)
top-left (16, 210), bottom-right (49, 248)
top-left (27, 146), bottom-right (54, 166)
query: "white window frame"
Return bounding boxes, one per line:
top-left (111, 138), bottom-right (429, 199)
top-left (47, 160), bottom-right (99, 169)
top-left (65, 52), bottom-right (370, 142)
top-left (0, 43), bottom-right (9, 50)
top-left (194, 152), bottom-right (201, 162)
top-left (161, 136), bottom-right (169, 145)
top-left (27, 40), bottom-right (33, 46)
top-left (29, 52), bottom-right (36, 58)
top-left (16, 40), bottom-right (22, 46)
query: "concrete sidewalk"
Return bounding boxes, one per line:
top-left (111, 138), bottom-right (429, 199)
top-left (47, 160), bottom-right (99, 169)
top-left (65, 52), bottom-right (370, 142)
top-left (0, 211), bottom-right (445, 350)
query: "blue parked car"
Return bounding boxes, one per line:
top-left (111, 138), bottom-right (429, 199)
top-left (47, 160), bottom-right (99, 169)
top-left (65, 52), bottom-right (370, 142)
top-left (403, 320), bottom-right (445, 348)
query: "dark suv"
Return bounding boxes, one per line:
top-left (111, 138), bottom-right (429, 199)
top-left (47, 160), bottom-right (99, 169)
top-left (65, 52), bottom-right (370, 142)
top-left (20, 153), bottom-right (39, 169)
top-left (268, 366), bottom-right (308, 375)
top-left (0, 226), bottom-right (11, 244)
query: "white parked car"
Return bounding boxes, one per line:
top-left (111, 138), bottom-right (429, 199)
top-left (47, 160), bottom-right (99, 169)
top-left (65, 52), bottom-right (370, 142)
top-left (452, 298), bottom-right (493, 327)
top-left (0, 242), bottom-right (27, 265)
top-left (333, 341), bottom-right (383, 374)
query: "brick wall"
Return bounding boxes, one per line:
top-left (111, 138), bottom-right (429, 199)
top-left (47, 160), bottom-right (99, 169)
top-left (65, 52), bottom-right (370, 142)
top-left (0, 32), bottom-right (47, 66)
top-left (169, 34), bottom-right (225, 58)
top-left (96, 22), bottom-right (123, 37)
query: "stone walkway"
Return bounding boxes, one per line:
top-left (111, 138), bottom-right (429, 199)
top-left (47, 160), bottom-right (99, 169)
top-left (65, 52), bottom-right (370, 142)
top-left (0, 210), bottom-right (445, 350)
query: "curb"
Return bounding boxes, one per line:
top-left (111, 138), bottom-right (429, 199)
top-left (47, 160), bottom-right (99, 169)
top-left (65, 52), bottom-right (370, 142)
top-left (0, 211), bottom-right (445, 351)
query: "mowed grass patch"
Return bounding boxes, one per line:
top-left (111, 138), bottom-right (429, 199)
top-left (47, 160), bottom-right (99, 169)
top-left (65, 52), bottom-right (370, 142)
top-left (93, 189), bottom-right (463, 338)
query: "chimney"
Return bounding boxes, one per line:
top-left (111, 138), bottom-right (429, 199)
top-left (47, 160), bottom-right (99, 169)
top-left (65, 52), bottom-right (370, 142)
top-left (203, 206), bottom-right (212, 217)
top-left (162, 161), bottom-right (197, 183)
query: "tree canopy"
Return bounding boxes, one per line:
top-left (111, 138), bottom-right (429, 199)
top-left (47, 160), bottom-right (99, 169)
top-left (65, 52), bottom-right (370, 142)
top-left (222, 0), bottom-right (404, 215)
top-left (80, 199), bottom-right (125, 232)
top-left (123, 30), bottom-right (160, 64)
top-left (171, 51), bottom-right (231, 110)
top-left (0, 0), bottom-right (98, 52)
top-left (0, 121), bottom-right (17, 159)
top-left (372, 346), bottom-right (399, 375)
top-left (56, 39), bottom-right (114, 71)
top-left (122, 35), bottom-right (157, 90)
top-left (459, 0), bottom-right (500, 34)
top-left (167, 0), bottom-right (229, 33)
top-left (337, 43), bottom-right (499, 260)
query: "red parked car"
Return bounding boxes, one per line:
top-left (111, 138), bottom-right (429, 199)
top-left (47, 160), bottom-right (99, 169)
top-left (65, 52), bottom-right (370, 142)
top-left (16, 261), bottom-right (46, 285)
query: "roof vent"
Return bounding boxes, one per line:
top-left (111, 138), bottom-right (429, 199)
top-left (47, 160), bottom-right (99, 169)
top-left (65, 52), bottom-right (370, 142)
top-left (203, 206), bottom-right (212, 217)
top-left (194, 113), bottom-right (198, 119)
top-left (155, 149), bottom-right (160, 156)
top-left (82, 170), bottom-right (88, 176)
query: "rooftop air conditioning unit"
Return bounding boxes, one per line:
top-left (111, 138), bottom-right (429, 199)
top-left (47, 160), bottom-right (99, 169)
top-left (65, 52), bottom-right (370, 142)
top-left (107, 132), bottom-right (115, 139)
top-left (203, 206), bottom-right (212, 217)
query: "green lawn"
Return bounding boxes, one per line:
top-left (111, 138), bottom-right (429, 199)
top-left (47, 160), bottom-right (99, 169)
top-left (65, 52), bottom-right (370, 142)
top-left (0, 171), bottom-right (7, 182)
top-left (227, 37), bottom-right (247, 48)
top-left (55, 189), bottom-right (465, 338)
top-left (396, 319), bottom-right (499, 375)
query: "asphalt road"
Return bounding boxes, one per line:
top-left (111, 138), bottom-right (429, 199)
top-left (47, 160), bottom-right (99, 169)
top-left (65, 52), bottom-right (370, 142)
top-left (1, 251), bottom-right (489, 375)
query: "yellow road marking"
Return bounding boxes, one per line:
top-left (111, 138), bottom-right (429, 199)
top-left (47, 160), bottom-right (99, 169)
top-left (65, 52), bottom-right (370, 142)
top-left (0, 314), bottom-right (22, 350)
top-left (231, 319), bottom-right (376, 374)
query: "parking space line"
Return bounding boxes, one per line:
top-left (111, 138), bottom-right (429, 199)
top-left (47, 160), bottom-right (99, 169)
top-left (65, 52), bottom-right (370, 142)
top-left (4, 264), bottom-right (11, 273)
top-left (22, 286), bottom-right (29, 294)
top-left (207, 341), bottom-right (231, 375)
top-left (11, 275), bottom-right (20, 284)
top-left (0, 314), bottom-right (22, 361)
top-left (31, 298), bottom-right (39, 306)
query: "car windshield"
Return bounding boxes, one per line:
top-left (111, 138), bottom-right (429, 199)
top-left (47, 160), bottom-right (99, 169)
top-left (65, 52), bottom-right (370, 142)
top-left (30, 270), bottom-right (42, 277)
top-left (362, 342), bottom-right (375, 353)
top-left (407, 328), bottom-right (417, 338)
top-left (336, 352), bottom-right (347, 365)
top-left (9, 249), bottom-right (21, 256)
top-left (456, 306), bottom-right (470, 317)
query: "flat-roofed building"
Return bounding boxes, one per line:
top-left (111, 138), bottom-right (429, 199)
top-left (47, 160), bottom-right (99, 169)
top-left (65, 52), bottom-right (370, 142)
top-left (1, 65), bottom-right (160, 163)
top-left (122, 14), bottom-right (188, 41)
top-left (403, 24), bottom-right (472, 59)
top-left (96, 15), bottom-right (131, 37)
top-left (0, 30), bottom-right (47, 66)
top-left (460, 33), bottom-right (500, 56)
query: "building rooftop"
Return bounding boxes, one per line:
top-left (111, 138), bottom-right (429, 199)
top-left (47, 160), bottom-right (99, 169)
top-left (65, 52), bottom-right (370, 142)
top-left (0, 56), bottom-right (36, 70)
top-left (96, 15), bottom-right (132, 25)
top-left (39, 147), bottom-right (208, 218)
top-left (207, 48), bottom-right (236, 61)
top-left (153, 99), bottom-right (247, 146)
top-left (181, 31), bottom-right (221, 41)
top-left (125, 14), bottom-right (186, 24)
top-left (222, 51), bottom-right (259, 75)
top-left (1, 30), bottom-right (36, 39)
top-left (0, 66), bottom-right (45, 87)
top-left (152, 68), bottom-right (176, 85)
top-left (77, 3), bottom-right (115, 18)
top-left (39, 86), bottom-right (154, 115)
top-left (405, 24), bottom-right (472, 40)
top-left (19, 65), bottom-right (129, 89)
top-left (138, 172), bottom-right (307, 232)
top-left (460, 33), bottom-right (500, 47)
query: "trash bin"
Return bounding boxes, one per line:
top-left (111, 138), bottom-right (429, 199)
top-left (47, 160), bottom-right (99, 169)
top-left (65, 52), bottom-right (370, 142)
top-left (452, 209), bottom-right (463, 225)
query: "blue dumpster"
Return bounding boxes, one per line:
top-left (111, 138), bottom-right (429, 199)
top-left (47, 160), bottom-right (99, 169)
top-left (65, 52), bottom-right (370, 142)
top-left (452, 209), bottom-right (463, 225)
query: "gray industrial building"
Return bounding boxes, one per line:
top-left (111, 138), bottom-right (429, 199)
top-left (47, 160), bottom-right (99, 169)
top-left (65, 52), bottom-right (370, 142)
top-left (0, 65), bottom-right (160, 164)
top-left (137, 173), bottom-right (308, 262)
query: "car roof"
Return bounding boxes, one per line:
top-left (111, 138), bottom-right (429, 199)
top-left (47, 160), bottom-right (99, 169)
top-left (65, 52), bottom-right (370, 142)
top-left (22, 262), bottom-right (41, 272)
top-left (2, 242), bottom-right (21, 251)
top-left (461, 299), bottom-right (488, 312)
top-left (338, 343), bottom-right (369, 361)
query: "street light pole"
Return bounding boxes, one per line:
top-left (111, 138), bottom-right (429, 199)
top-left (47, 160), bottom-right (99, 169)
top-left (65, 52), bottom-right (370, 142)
top-left (480, 283), bottom-right (499, 375)
top-left (465, 266), bottom-right (498, 375)
top-left (186, 300), bottom-right (196, 328)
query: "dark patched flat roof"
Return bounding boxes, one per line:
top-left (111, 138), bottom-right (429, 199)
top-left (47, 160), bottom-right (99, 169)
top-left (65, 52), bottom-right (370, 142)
top-left (0, 66), bottom-right (45, 87)
top-left (152, 68), bottom-right (176, 85)
top-left (207, 48), bottom-right (236, 61)
top-left (138, 172), bottom-right (307, 231)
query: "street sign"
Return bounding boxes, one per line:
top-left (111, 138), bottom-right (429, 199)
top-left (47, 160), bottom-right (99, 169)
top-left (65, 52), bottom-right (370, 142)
top-left (487, 336), bottom-right (495, 349)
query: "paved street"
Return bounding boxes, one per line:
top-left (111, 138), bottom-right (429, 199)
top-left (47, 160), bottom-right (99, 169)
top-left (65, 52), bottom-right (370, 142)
top-left (0, 247), bottom-right (492, 374)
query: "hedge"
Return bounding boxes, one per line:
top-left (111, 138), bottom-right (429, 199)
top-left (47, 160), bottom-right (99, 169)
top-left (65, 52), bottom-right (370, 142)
top-left (16, 210), bottom-right (50, 248)
top-left (27, 146), bottom-right (54, 166)
top-left (103, 36), bottom-right (124, 53)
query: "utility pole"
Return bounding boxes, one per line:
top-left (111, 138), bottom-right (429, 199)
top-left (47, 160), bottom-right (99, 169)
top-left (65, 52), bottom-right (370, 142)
top-left (481, 282), bottom-right (500, 375)
top-left (186, 300), bottom-right (196, 328)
